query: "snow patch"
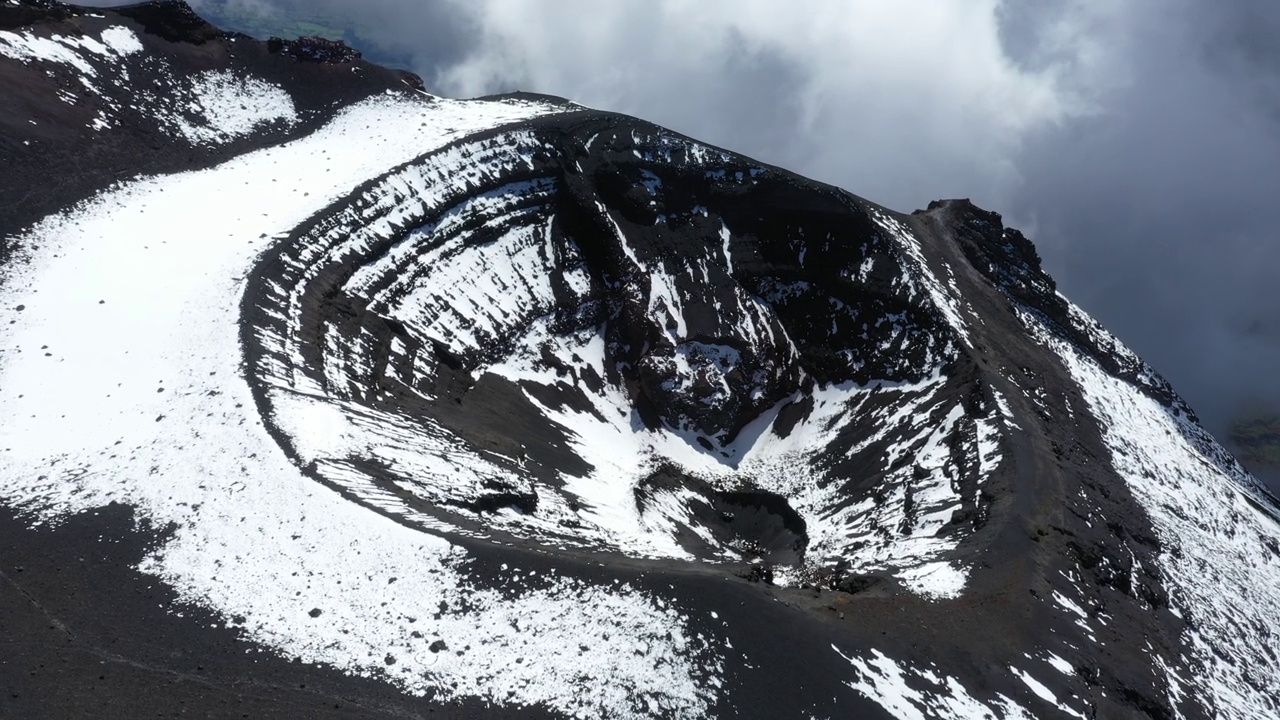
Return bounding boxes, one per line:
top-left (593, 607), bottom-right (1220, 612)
top-left (1009, 667), bottom-right (1088, 720)
top-left (897, 561), bottom-right (967, 600)
top-left (834, 646), bottom-right (1035, 719)
top-left (0, 25), bottom-right (141, 75)
top-left (99, 26), bottom-right (143, 55)
top-left (171, 71), bottom-right (298, 144)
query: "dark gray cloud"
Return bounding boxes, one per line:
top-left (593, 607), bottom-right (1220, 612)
top-left (77, 1), bottom-right (1280, 477)
top-left (1005, 0), bottom-right (1280, 441)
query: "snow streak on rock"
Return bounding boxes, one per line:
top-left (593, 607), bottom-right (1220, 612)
top-left (2, 22), bottom-right (142, 131)
top-left (869, 209), bottom-right (972, 347)
top-left (833, 645), bottom-right (1036, 720)
top-left (1022, 306), bottom-right (1280, 719)
top-left (896, 560), bottom-right (967, 600)
top-left (0, 92), bottom-right (722, 719)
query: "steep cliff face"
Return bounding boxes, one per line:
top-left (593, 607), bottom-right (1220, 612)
top-left (2, 3), bottom-right (1279, 719)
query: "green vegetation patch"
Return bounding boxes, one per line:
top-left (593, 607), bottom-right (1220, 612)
top-left (195, 0), bottom-right (411, 69)
top-left (197, 1), bottom-right (346, 41)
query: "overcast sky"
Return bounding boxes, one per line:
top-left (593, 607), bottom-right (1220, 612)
top-left (91, 1), bottom-right (1280, 458)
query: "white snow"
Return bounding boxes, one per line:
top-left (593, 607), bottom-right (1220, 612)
top-left (834, 644), bottom-right (1095, 720)
top-left (0, 92), bottom-right (721, 719)
top-left (99, 26), bottom-right (143, 55)
top-left (0, 25), bottom-right (141, 75)
top-left (1009, 666), bottom-right (1089, 720)
top-left (974, 411), bottom-right (1005, 479)
top-left (170, 70), bottom-right (298, 145)
top-left (720, 221), bottom-right (734, 275)
top-left (897, 561), bottom-right (967, 600)
top-left (1011, 667), bottom-right (1055, 704)
top-left (1045, 652), bottom-right (1074, 677)
top-left (1051, 589), bottom-right (1088, 620)
top-left (834, 645), bottom-right (1035, 719)
top-left (2, 24), bottom-right (297, 142)
top-left (991, 387), bottom-right (1021, 429)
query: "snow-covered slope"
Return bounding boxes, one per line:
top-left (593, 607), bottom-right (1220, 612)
top-left (2, 2), bottom-right (1278, 719)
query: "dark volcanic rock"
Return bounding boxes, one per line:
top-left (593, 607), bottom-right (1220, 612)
top-left (268, 35), bottom-right (362, 64)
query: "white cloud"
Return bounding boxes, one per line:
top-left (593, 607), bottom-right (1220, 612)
top-left (437, 0), bottom-right (1120, 210)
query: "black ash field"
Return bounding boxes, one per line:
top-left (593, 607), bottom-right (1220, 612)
top-left (2, 2), bottom-right (1280, 719)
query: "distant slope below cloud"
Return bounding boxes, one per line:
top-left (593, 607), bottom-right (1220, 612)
top-left (1231, 414), bottom-right (1280, 493)
top-left (183, 0), bottom-right (425, 72)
